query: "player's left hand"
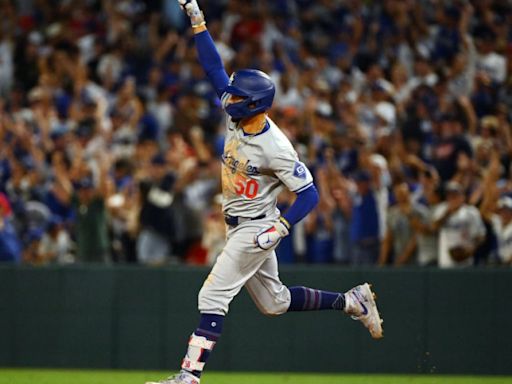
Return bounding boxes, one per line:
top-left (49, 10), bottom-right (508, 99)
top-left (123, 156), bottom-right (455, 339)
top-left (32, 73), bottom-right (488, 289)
top-left (255, 218), bottom-right (290, 250)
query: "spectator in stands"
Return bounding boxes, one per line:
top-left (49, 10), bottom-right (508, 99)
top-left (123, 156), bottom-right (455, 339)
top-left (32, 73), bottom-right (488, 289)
top-left (491, 197), bottom-right (512, 265)
top-left (433, 181), bottom-right (486, 268)
top-left (305, 196), bottom-right (335, 264)
top-left (53, 152), bottom-right (111, 263)
top-left (0, 0), bottom-right (509, 266)
top-left (201, 194), bottom-right (225, 266)
top-left (431, 113), bottom-right (473, 182)
top-left (107, 158), bottom-right (138, 263)
top-left (379, 182), bottom-right (421, 266)
top-left (349, 170), bottom-right (381, 265)
top-left (38, 217), bottom-right (74, 264)
top-left (0, 202), bottom-right (21, 263)
top-left (22, 228), bottom-right (44, 264)
top-left (409, 176), bottom-right (444, 267)
top-left (137, 153), bottom-right (176, 265)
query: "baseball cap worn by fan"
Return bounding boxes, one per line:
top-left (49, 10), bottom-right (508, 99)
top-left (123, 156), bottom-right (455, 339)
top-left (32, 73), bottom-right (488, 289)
top-left (445, 181), bottom-right (464, 194)
top-left (27, 228), bottom-right (44, 243)
top-left (20, 156), bottom-right (36, 171)
top-left (74, 176), bottom-right (94, 190)
top-left (481, 115), bottom-right (499, 131)
top-left (50, 124), bottom-right (69, 140)
top-left (497, 196), bottom-right (512, 210)
top-left (151, 153), bottom-right (166, 166)
top-left (353, 170), bottom-right (372, 183)
top-left (0, 192), bottom-right (12, 216)
top-left (75, 118), bottom-right (96, 138)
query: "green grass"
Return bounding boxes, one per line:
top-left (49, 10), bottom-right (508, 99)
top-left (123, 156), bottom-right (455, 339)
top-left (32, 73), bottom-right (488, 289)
top-left (0, 370), bottom-right (511, 384)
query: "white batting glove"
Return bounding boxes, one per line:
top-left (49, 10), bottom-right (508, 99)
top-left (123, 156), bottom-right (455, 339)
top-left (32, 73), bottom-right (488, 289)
top-left (178, 0), bottom-right (205, 27)
top-left (255, 218), bottom-right (290, 250)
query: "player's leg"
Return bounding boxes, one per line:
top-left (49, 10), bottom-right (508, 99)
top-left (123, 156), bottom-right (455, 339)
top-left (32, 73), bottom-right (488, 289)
top-left (245, 252), bottom-right (345, 314)
top-left (245, 253), bottom-right (290, 316)
top-left (179, 247), bottom-right (268, 380)
top-left (145, 226), bottom-right (272, 384)
top-left (245, 252), bottom-right (383, 339)
top-left (289, 283), bottom-right (384, 339)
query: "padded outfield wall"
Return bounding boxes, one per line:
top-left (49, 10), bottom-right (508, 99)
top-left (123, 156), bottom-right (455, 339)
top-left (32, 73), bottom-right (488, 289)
top-left (0, 265), bottom-right (511, 374)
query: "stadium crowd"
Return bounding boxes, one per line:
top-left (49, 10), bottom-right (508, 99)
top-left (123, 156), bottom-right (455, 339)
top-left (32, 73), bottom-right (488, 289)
top-left (0, 0), bottom-right (511, 267)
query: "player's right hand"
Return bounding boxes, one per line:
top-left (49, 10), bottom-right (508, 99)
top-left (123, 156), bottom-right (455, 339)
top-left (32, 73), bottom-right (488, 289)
top-left (178, 0), bottom-right (205, 27)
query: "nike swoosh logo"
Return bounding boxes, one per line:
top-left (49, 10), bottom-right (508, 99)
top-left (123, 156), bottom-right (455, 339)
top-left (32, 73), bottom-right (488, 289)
top-left (360, 301), bottom-right (368, 315)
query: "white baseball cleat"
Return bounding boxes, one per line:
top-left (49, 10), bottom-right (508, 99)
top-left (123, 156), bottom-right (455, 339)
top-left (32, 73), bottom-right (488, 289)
top-left (145, 371), bottom-right (200, 384)
top-left (344, 283), bottom-right (384, 339)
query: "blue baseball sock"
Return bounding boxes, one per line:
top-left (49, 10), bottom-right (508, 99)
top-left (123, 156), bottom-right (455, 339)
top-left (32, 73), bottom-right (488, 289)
top-left (196, 313), bottom-right (224, 339)
top-left (182, 313), bottom-right (224, 379)
top-left (287, 286), bottom-right (345, 311)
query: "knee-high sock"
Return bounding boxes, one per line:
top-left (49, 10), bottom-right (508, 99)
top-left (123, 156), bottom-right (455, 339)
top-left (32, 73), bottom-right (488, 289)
top-left (181, 313), bottom-right (224, 378)
top-left (287, 286), bottom-right (345, 311)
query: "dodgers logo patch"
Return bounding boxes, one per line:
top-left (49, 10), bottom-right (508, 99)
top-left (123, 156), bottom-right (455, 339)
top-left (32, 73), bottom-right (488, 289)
top-left (293, 162), bottom-right (307, 179)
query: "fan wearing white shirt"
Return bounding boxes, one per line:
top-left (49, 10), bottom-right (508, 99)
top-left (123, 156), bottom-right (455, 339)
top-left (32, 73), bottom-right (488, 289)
top-left (432, 181), bottom-right (486, 268)
top-left (491, 197), bottom-right (512, 265)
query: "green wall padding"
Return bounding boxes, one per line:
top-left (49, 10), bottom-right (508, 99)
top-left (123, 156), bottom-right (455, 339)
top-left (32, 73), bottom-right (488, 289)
top-left (0, 265), bottom-right (510, 374)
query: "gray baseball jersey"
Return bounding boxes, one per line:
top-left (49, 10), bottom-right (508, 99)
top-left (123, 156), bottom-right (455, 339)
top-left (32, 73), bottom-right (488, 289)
top-left (198, 116), bottom-right (314, 316)
top-left (221, 116), bottom-right (313, 218)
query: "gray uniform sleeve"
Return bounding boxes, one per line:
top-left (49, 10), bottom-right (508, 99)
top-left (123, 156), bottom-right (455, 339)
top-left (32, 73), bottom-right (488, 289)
top-left (269, 149), bottom-right (314, 193)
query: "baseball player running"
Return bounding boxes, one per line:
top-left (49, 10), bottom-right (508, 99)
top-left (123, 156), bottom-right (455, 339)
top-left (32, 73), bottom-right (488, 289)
top-left (146, 1), bottom-right (383, 383)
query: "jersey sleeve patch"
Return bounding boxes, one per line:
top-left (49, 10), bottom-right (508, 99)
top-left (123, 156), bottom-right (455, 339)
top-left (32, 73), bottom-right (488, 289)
top-left (293, 162), bottom-right (307, 179)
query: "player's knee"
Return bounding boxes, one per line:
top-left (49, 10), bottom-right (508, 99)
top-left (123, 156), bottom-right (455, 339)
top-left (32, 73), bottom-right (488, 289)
top-left (254, 286), bottom-right (291, 316)
top-left (258, 300), bottom-right (289, 317)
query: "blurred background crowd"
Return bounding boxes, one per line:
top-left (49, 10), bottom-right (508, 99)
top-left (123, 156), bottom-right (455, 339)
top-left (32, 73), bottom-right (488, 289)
top-left (0, 0), bottom-right (511, 267)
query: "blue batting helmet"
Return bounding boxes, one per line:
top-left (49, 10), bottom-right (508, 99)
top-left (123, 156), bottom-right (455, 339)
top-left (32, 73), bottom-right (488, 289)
top-left (223, 69), bottom-right (275, 119)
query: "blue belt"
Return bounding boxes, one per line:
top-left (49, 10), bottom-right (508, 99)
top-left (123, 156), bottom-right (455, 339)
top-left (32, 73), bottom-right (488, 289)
top-left (224, 214), bottom-right (266, 227)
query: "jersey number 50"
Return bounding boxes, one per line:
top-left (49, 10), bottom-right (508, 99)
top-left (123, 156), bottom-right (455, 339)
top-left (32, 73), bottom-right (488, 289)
top-left (234, 175), bottom-right (259, 199)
